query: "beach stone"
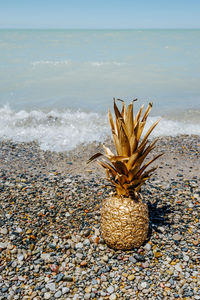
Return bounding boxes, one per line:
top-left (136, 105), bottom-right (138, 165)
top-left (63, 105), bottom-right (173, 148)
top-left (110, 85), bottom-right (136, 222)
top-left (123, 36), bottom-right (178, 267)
top-left (91, 279), bottom-right (97, 285)
top-left (65, 244), bottom-right (71, 249)
top-left (0, 228), bottom-right (8, 235)
top-left (56, 273), bottom-right (64, 282)
top-left (75, 242), bottom-right (83, 249)
top-left (64, 275), bottom-right (73, 282)
top-left (134, 254), bottom-right (145, 262)
top-left (16, 227), bottom-right (23, 233)
top-left (44, 292), bottom-right (52, 299)
top-left (140, 282), bottom-right (147, 289)
top-left (76, 252), bottom-right (83, 259)
top-left (17, 254), bottom-right (24, 261)
top-left (45, 283), bottom-right (56, 292)
top-left (173, 234), bottom-right (182, 241)
top-left (41, 253), bottom-right (51, 261)
top-left (107, 286), bottom-right (115, 294)
top-left (175, 264), bottom-right (182, 272)
top-left (80, 260), bottom-right (87, 267)
top-left (0, 242), bottom-right (8, 249)
top-left (84, 293), bottom-right (91, 300)
top-left (62, 287), bottom-right (70, 294)
top-left (109, 294), bottom-right (117, 300)
top-left (192, 240), bottom-right (199, 246)
top-left (83, 239), bottom-right (90, 246)
top-left (64, 178), bottom-right (72, 183)
top-left (129, 256), bottom-right (137, 263)
top-left (83, 229), bottom-right (91, 237)
top-left (85, 286), bottom-right (92, 293)
top-left (101, 275), bottom-right (107, 282)
top-left (54, 290), bottom-right (62, 298)
top-left (102, 255), bottom-right (109, 262)
top-left (183, 254), bottom-right (189, 262)
top-left (2, 287), bottom-right (9, 293)
top-left (184, 290), bottom-right (194, 297)
top-left (99, 244), bottom-right (105, 250)
top-left (166, 267), bottom-right (174, 275)
top-left (128, 274), bottom-right (135, 281)
top-left (144, 243), bottom-right (151, 251)
top-left (142, 262), bottom-right (149, 268)
top-left (7, 243), bottom-right (14, 250)
top-left (49, 243), bottom-right (56, 250)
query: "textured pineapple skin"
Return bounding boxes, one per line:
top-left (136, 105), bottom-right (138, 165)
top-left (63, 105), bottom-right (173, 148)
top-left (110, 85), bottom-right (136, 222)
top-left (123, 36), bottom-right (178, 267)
top-left (101, 196), bottom-right (149, 250)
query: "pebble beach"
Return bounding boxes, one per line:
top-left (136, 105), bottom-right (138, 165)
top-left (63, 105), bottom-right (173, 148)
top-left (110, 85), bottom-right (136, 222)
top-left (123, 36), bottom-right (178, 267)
top-left (0, 135), bottom-right (199, 300)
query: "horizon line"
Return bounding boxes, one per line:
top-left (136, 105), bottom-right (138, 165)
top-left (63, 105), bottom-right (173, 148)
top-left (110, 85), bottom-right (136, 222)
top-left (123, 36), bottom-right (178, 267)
top-left (0, 27), bottom-right (200, 30)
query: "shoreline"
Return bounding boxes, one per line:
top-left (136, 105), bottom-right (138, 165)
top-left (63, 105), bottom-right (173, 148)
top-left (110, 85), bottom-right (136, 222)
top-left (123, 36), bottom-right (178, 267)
top-left (1, 134), bottom-right (199, 179)
top-left (0, 134), bottom-right (200, 299)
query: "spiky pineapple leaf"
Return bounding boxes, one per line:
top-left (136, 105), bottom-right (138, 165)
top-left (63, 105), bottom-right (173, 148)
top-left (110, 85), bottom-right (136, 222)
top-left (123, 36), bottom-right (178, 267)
top-left (140, 167), bottom-right (157, 179)
top-left (139, 118), bottom-right (160, 149)
top-left (135, 104), bottom-right (144, 125)
top-left (103, 145), bottom-right (114, 157)
top-left (136, 153), bottom-right (163, 177)
top-left (112, 133), bottom-right (122, 156)
top-left (126, 102), bottom-right (134, 138)
top-left (87, 152), bottom-right (103, 164)
top-left (108, 109), bottom-right (115, 135)
top-left (118, 120), bottom-right (130, 156)
top-left (112, 161), bottom-right (128, 175)
top-left (126, 151), bottom-right (139, 171)
top-left (141, 102), bottom-right (152, 122)
top-left (113, 98), bottom-right (123, 123)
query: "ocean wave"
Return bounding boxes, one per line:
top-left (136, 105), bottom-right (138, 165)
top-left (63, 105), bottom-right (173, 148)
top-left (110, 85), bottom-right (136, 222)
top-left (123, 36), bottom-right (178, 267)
top-left (89, 61), bottom-right (124, 67)
top-left (0, 106), bottom-right (109, 152)
top-left (31, 59), bottom-right (125, 68)
top-left (31, 60), bottom-right (124, 68)
top-left (0, 105), bottom-right (199, 152)
top-left (31, 60), bottom-right (72, 67)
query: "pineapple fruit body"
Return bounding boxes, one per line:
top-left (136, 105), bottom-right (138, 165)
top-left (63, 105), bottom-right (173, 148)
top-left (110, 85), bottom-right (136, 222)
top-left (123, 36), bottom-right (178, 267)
top-left (101, 195), bottom-right (149, 250)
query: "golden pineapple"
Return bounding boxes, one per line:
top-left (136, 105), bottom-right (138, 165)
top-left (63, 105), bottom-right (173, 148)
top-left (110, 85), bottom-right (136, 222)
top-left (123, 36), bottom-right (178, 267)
top-left (88, 98), bottom-right (162, 250)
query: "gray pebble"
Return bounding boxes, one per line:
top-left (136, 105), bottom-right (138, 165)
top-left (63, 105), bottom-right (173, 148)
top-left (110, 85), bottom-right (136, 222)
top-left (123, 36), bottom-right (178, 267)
top-left (172, 234), bottom-right (182, 241)
top-left (75, 242), bottom-right (83, 249)
top-left (44, 292), bottom-right (52, 299)
top-left (62, 287), bottom-right (70, 294)
top-left (54, 290), bottom-right (62, 298)
top-left (107, 286), bottom-right (115, 294)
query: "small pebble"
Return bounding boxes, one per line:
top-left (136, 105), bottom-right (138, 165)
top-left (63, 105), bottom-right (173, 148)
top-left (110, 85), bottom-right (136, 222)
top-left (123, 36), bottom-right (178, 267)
top-left (62, 287), bottom-right (70, 294)
top-left (107, 286), bottom-right (115, 294)
top-left (172, 234), bottom-right (182, 241)
top-left (44, 292), bottom-right (52, 300)
top-left (54, 290), bottom-right (62, 298)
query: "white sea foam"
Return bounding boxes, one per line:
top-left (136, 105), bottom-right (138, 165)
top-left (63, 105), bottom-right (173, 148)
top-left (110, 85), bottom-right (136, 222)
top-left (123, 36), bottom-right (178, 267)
top-left (89, 61), bottom-right (124, 67)
top-left (31, 60), bottom-right (72, 67)
top-left (0, 106), bottom-right (108, 152)
top-left (147, 117), bottom-right (200, 138)
top-left (0, 106), bottom-right (199, 152)
top-left (31, 60), bottom-right (124, 68)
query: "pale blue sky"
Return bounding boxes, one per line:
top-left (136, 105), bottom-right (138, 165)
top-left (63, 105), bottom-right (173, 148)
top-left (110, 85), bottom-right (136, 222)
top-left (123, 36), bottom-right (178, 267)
top-left (0, 0), bottom-right (199, 29)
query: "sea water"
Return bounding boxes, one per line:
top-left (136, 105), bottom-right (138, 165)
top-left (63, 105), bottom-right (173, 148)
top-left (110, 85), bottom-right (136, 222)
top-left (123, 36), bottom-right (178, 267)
top-left (0, 29), bottom-right (200, 151)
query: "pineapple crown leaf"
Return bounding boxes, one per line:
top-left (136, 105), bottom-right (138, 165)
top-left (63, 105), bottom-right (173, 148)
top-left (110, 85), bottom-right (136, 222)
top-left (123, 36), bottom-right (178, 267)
top-left (88, 99), bottom-right (163, 198)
